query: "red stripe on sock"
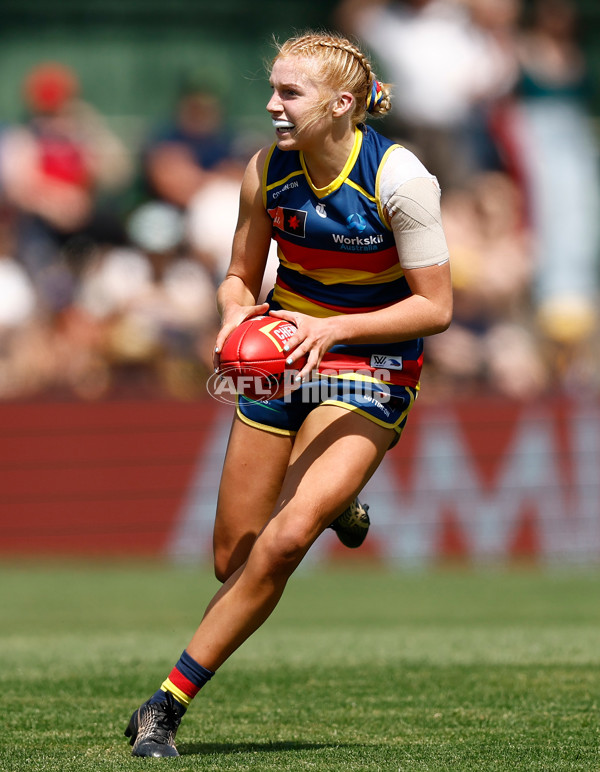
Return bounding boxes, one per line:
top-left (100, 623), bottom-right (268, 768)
top-left (168, 667), bottom-right (200, 699)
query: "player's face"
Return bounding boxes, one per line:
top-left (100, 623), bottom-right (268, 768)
top-left (267, 57), bottom-right (330, 149)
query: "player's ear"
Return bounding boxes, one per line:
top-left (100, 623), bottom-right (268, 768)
top-left (332, 92), bottom-right (354, 118)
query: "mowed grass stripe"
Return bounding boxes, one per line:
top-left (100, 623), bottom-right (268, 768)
top-left (0, 564), bottom-right (598, 771)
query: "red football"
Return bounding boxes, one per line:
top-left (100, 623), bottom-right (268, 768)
top-left (217, 316), bottom-right (306, 399)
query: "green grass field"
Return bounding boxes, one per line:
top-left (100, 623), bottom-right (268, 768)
top-left (1, 562), bottom-right (599, 772)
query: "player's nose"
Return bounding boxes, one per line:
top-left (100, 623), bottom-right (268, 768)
top-left (266, 91), bottom-right (281, 113)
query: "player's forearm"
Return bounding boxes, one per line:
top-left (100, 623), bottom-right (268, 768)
top-left (330, 292), bottom-right (452, 345)
top-left (216, 274), bottom-right (259, 320)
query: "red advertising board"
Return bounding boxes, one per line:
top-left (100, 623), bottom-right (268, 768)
top-left (1, 397), bottom-right (598, 563)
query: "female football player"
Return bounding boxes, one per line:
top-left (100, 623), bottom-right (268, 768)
top-left (125, 30), bottom-right (452, 757)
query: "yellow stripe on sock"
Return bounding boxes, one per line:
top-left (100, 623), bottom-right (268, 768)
top-left (161, 678), bottom-right (191, 707)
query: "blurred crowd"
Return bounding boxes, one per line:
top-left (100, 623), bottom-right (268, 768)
top-left (0, 0), bottom-right (598, 402)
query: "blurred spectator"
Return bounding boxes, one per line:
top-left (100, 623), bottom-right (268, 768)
top-left (0, 205), bottom-right (36, 331)
top-left (503, 0), bottom-right (599, 350)
top-left (74, 201), bottom-right (219, 399)
top-left (142, 75), bottom-right (238, 210)
top-left (186, 165), bottom-right (279, 294)
top-left (0, 62), bottom-right (132, 308)
top-left (484, 0), bottom-right (600, 396)
top-left (335, 0), bottom-right (600, 400)
top-left (185, 163), bottom-right (245, 283)
top-left (333, 0), bottom-right (520, 190)
top-left (0, 199), bottom-right (110, 400)
top-left (0, 22), bottom-right (598, 403)
top-left (424, 170), bottom-right (549, 400)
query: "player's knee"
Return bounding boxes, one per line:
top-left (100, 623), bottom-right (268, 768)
top-left (254, 521), bottom-right (310, 579)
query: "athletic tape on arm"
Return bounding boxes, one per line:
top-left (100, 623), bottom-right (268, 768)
top-left (387, 176), bottom-right (450, 270)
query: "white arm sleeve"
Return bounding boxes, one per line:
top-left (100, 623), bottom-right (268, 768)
top-left (379, 148), bottom-right (450, 270)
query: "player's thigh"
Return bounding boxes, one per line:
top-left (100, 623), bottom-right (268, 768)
top-left (213, 414), bottom-right (293, 579)
top-left (263, 405), bottom-right (394, 554)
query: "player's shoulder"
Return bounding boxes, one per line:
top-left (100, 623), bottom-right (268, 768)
top-left (239, 145), bottom-right (273, 188)
top-left (263, 142), bottom-right (303, 188)
top-left (246, 145), bottom-right (273, 175)
top-left (385, 145), bottom-right (436, 183)
top-left (361, 126), bottom-right (434, 182)
top-left (378, 145), bottom-right (439, 203)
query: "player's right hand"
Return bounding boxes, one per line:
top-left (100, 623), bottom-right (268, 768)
top-left (213, 302), bottom-right (270, 370)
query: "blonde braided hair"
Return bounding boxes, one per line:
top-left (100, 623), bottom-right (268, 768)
top-left (272, 32), bottom-right (392, 128)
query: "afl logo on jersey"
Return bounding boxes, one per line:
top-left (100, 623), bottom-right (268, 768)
top-left (346, 213), bottom-right (367, 233)
top-left (316, 203), bottom-right (327, 219)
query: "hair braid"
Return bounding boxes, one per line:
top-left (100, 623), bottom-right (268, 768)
top-left (273, 32), bottom-right (392, 125)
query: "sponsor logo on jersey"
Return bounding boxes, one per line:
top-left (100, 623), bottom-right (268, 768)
top-left (370, 354), bottom-right (403, 371)
top-left (268, 206), bottom-right (307, 238)
top-left (332, 233), bottom-right (384, 247)
top-left (346, 213), bottom-right (367, 233)
top-left (271, 180), bottom-right (299, 199)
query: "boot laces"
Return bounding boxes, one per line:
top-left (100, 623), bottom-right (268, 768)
top-left (141, 696), bottom-right (181, 744)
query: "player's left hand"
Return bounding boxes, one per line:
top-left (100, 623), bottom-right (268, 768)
top-left (268, 309), bottom-right (338, 382)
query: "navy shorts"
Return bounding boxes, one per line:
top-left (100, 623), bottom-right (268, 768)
top-left (236, 374), bottom-right (417, 448)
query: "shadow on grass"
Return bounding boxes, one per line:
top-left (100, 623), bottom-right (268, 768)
top-left (179, 740), bottom-right (356, 756)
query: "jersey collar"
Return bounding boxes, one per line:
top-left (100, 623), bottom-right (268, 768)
top-left (300, 126), bottom-right (363, 199)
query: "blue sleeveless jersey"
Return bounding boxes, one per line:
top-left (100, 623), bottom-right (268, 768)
top-left (263, 125), bottom-right (423, 388)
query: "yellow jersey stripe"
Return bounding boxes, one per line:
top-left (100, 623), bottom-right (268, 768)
top-left (278, 252), bottom-right (404, 285)
top-left (376, 144), bottom-right (402, 229)
top-left (271, 285), bottom-right (343, 317)
top-left (265, 168), bottom-right (304, 195)
top-left (262, 144), bottom-right (277, 208)
top-left (344, 178), bottom-right (377, 202)
top-left (236, 401), bottom-right (297, 435)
